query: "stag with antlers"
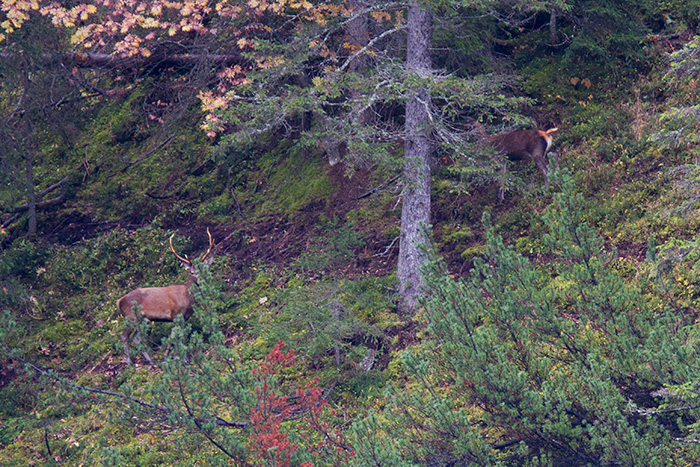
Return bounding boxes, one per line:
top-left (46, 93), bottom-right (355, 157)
top-left (117, 229), bottom-right (214, 364)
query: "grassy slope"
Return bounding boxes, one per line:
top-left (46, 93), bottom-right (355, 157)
top-left (2, 32), bottom-right (699, 465)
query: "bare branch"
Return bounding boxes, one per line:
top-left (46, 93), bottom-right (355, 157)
top-left (0, 52), bottom-right (243, 70)
top-left (10, 352), bottom-right (250, 429)
top-left (339, 25), bottom-right (407, 72)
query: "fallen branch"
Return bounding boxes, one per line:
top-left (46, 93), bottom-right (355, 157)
top-left (373, 235), bottom-right (399, 257)
top-left (8, 193), bottom-right (66, 213)
top-left (354, 175), bottom-right (400, 200)
top-left (87, 351), bottom-right (112, 374)
top-left (12, 353), bottom-right (250, 429)
top-left (83, 146), bottom-right (90, 182)
top-left (1, 214), bottom-right (18, 229)
top-left (37, 176), bottom-right (67, 198)
top-left (231, 188), bottom-right (245, 219)
top-left (4, 176), bottom-right (68, 214)
top-left (0, 51), bottom-right (243, 70)
top-left (121, 133), bottom-right (175, 172)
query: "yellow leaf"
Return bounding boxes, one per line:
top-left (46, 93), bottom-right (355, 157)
top-left (142, 17), bottom-right (159, 28)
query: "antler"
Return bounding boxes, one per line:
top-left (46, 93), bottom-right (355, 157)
top-left (170, 229), bottom-right (215, 265)
top-left (169, 234), bottom-right (192, 265)
top-left (200, 228), bottom-right (214, 262)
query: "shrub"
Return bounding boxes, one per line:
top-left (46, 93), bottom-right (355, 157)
top-left (351, 170), bottom-right (700, 466)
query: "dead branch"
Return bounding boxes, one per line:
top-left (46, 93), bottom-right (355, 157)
top-left (121, 133), bottom-right (175, 172)
top-left (353, 175), bottom-right (400, 200)
top-left (0, 52), bottom-right (244, 70)
top-left (8, 193), bottom-right (66, 213)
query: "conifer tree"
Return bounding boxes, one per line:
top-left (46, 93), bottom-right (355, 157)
top-left (351, 170), bottom-right (700, 465)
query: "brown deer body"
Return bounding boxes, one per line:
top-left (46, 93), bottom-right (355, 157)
top-left (491, 128), bottom-right (558, 189)
top-left (118, 284), bottom-right (196, 322)
top-left (472, 122), bottom-right (558, 200)
top-left (118, 229), bottom-right (214, 364)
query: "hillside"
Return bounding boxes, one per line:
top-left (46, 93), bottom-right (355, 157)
top-left (3, 1), bottom-right (700, 465)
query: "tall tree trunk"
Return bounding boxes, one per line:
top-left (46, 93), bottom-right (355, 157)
top-left (550, 8), bottom-right (558, 46)
top-left (20, 70), bottom-right (38, 237)
top-left (348, 0), bottom-right (372, 127)
top-left (25, 149), bottom-right (37, 237)
top-left (323, 0), bottom-right (372, 166)
top-left (347, 0), bottom-right (370, 75)
top-left (397, 1), bottom-right (432, 311)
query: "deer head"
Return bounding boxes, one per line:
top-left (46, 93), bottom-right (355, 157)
top-left (117, 229), bottom-right (215, 364)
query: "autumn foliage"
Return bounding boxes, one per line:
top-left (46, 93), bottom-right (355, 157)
top-left (0, 0), bottom-right (350, 136)
top-left (248, 340), bottom-right (353, 467)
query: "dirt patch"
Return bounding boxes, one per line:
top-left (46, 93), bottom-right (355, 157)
top-left (206, 162), bottom-right (400, 286)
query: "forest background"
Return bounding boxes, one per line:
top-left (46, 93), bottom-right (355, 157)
top-left (2, 0), bottom-right (700, 465)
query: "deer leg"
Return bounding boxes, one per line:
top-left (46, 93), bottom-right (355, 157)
top-left (534, 157), bottom-right (550, 190)
top-left (498, 162), bottom-right (507, 201)
top-left (131, 331), bottom-right (154, 365)
top-left (162, 328), bottom-right (189, 364)
top-left (123, 321), bottom-right (155, 365)
top-left (121, 326), bottom-right (134, 365)
top-left (141, 350), bottom-right (155, 365)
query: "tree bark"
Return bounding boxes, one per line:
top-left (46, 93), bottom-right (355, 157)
top-left (397, 1), bottom-right (432, 311)
top-left (322, 0), bottom-right (372, 166)
top-left (347, 0), bottom-right (370, 75)
top-left (0, 52), bottom-right (243, 70)
top-left (25, 149), bottom-right (37, 236)
top-left (9, 193), bottom-right (65, 213)
top-left (348, 0), bottom-right (374, 128)
top-left (550, 8), bottom-right (558, 46)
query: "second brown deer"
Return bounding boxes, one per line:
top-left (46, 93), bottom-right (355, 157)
top-left (117, 229), bottom-right (214, 364)
top-left (473, 123), bottom-right (558, 200)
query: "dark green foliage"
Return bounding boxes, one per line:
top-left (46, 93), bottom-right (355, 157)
top-left (431, 2), bottom-right (500, 74)
top-left (562, 1), bottom-right (652, 76)
top-left (352, 170), bottom-right (700, 465)
top-left (246, 268), bottom-right (397, 389)
top-left (290, 220), bottom-right (366, 276)
top-left (654, 36), bottom-right (700, 174)
top-left (4, 0), bottom-right (700, 464)
top-left (97, 265), bottom-right (352, 465)
top-left (639, 0), bottom-right (700, 32)
top-left (0, 238), bottom-right (45, 281)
